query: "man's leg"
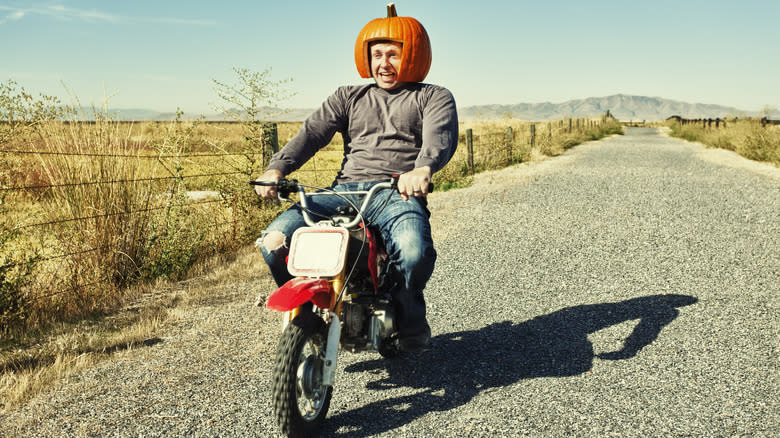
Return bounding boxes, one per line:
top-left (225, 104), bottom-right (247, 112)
top-left (258, 207), bottom-right (307, 287)
top-left (259, 183), bottom-right (359, 287)
top-left (370, 194), bottom-right (436, 351)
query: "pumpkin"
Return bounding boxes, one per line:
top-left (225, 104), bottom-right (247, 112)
top-left (354, 2), bottom-right (432, 83)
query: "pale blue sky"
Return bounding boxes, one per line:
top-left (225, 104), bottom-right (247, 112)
top-left (3, 0), bottom-right (778, 115)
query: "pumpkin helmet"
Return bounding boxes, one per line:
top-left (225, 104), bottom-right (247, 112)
top-left (354, 3), bottom-right (432, 83)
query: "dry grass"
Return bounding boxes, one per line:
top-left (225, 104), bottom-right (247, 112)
top-left (0, 282), bottom-right (171, 413)
top-left (1, 112), bottom-right (287, 335)
top-left (667, 119), bottom-right (780, 166)
top-left (0, 244), bottom-right (267, 413)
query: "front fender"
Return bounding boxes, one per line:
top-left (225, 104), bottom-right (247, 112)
top-left (266, 278), bottom-right (333, 312)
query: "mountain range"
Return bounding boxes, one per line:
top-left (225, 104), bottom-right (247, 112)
top-left (108, 94), bottom-right (750, 123)
top-left (457, 94), bottom-right (749, 122)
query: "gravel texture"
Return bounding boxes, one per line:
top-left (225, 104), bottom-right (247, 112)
top-left (1, 127), bottom-right (778, 437)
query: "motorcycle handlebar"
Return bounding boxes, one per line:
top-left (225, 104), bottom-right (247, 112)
top-left (249, 176), bottom-right (432, 228)
top-left (249, 179), bottom-right (300, 199)
top-left (249, 176), bottom-right (432, 196)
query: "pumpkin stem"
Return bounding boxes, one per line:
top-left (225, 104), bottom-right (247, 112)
top-left (387, 2), bottom-right (397, 18)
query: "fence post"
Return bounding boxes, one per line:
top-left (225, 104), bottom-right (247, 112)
top-left (568, 118), bottom-right (572, 133)
top-left (466, 128), bottom-right (474, 174)
top-left (262, 123), bottom-right (279, 168)
top-left (505, 126), bottom-right (514, 164)
top-left (529, 124), bottom-right (536, 151)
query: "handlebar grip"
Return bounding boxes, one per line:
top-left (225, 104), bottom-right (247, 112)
top-left (249, 178), bottom-right (299, 199)
top-left (389, 175), bottom-right (435, 194)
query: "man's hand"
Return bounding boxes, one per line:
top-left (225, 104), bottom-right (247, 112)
top-left (254, 169), bottom-right (284, 199)
top-left (397, 166), bottom-right (432, 201)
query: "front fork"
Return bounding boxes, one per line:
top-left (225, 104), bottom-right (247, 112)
top-left (322, 312), bottom-right (341, 386)
top-left (282, 274), bottom-right (345, 386)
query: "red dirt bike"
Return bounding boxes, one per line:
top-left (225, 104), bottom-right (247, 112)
top-left (250, 177), bottom-right (413, 437)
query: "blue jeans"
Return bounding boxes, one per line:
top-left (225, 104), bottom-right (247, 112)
top-left (259, 181), bottom-right (436, 336)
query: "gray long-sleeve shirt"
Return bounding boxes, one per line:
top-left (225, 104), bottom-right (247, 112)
top-left (267, 82), bottom-right (459, 185)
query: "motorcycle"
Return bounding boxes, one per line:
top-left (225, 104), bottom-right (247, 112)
top-left (250, 177), bottom-right (415, 437)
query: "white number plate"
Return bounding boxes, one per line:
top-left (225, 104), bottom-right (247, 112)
top-left (287, 227), bottom-right (349, 277)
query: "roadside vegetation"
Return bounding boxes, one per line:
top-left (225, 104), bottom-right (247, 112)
top-left (665, 111), bottom-right (779, 166)
top-left (0, 75), bottom-right (623, 412)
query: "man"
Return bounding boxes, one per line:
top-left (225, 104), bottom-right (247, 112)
top-left (255, 8), bottom-right (457, 351)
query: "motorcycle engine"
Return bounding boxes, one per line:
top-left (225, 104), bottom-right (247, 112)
top-left (342, 302), bottom-right (366, 338)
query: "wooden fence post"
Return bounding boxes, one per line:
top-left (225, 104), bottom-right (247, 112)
top-left (262, 123), bottom-right (279, 168)
top-left (466, 128), bottom-right (474, 174)
top-left (529, 124), bottom-right (536, 151)
top-left (568, 118), bottom-right (572, 133)
top-left (505, 126), bottom-right (514, 164)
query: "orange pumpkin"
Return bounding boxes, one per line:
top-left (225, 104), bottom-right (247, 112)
top-left (354, 3), bottom-right (432, 83)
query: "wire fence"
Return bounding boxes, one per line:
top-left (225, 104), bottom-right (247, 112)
top-left (667, 116), bottom-right (780, 129)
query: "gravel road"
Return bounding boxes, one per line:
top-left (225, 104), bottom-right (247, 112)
top-left (2, 127), bottom-right (778, 437)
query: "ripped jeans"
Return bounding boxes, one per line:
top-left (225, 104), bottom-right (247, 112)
top-left (259, 181), bottom-right (436, 337)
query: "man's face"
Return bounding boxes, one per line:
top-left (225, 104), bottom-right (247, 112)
top-left (370, 42), bottom-right (403, 90)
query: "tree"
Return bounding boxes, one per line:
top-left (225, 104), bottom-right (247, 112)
top-left (211, 68), bottom-right (294, 168)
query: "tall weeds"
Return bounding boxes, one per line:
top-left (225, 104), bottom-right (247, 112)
top-left (1, 102), bottom-right (273, 336)
top-left (668, 119), bottom-right (780, 166)
top-left (25, 102), bottom-right (158, 328)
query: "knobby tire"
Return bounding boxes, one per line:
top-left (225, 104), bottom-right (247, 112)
top-left (271, 312), bottom-right (332, 437)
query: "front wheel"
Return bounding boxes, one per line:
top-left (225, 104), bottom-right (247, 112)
top-left (271, 312), bottom-right (332, 437)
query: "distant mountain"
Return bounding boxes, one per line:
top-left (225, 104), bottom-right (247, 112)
top-left (103, 95), bottom-right (750, 122)
top-left (457, 94), bottom-right (749, 122)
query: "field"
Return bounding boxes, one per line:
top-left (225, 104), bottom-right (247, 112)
top-left (665, 118), bottom-right (780, 166)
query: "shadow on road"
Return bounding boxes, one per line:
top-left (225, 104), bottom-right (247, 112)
top-left (325, 293), bottom-right (698, 437)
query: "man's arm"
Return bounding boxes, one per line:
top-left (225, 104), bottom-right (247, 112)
top-left (415, 86), bottom-right (459, 174)
top-left (254, 169), bottom-right (284, 199)
top-left (398, 86), bottom-right (458, 200)
top-left (261, 88), bottom-right (348, 182)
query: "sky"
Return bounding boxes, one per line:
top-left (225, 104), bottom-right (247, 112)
top-left (2, 0), bottom-right (779, 116)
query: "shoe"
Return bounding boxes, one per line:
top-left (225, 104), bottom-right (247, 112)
top-left (398, 324), bottom-right (431, 352)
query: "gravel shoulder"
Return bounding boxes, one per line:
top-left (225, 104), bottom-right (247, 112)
top-left (1, 127), bottom-right (778, 437)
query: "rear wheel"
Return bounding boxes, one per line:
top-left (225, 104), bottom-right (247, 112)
top-left (271, 312), bottom-right (332, 437)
